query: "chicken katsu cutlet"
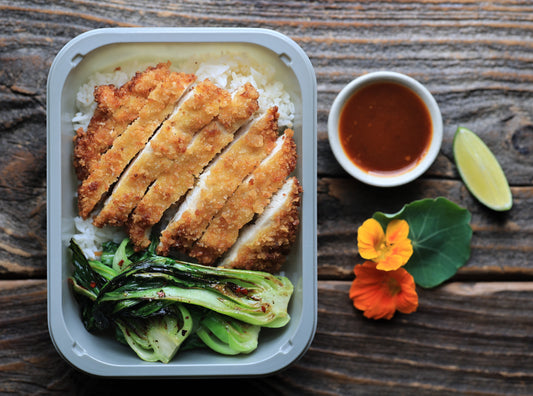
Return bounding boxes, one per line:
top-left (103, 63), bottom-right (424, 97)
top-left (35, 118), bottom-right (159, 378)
top-left (127, 83), bottom-right (260, 250)
top-left (73, 62), bottom-right (174, 181)
top-left (218, 176), bottom-right (302, 273)
top-left (77, 70), bottom-right (196, 219)
top-left (156, 106), bottom-right (280, 256)
top-left (73, 61), bottom-right (302, 273)
top-left (189, 128), bottom-right (297, 265)
top-left (92, 79), bottom-right (230, 228)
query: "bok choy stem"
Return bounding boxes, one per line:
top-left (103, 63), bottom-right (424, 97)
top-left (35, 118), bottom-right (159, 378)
top-left (95, 256), bottom-right (293, 328)
top-left (68, 238), bottom-right (294, 363)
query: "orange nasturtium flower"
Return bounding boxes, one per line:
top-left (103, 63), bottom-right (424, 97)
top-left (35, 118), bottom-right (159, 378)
top-left (357, 218), bottom-right (413, 271)
top-left (349, 261), bottom-right (419, 320)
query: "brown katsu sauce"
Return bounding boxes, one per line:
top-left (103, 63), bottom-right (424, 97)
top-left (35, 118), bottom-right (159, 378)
top-left (339, 81), bottom-right (432, 175)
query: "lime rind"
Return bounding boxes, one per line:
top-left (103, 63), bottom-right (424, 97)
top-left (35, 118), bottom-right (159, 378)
top-left (453, 127), bottom-right (512, 211)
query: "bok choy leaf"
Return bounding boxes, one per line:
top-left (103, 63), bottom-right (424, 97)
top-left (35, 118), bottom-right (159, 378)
top-left (94, 255), bottom-right (293, 328)
top-left (67, 238), bottom-right (294, 363)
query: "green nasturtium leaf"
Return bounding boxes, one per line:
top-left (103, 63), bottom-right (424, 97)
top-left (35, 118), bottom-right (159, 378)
top-left (373, 197), bottom-right (472, 289)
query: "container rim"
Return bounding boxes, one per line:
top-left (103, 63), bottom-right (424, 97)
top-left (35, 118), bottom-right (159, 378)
top-left (46, 27), bottom-right (317, 377)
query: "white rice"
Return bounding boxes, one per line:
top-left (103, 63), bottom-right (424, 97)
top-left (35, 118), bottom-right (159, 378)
top-left (72, 217), bottom-right (126, 260)
top-left (72, 67), bottom-right (134, 132)
top-left (184, 53), bottom-right (294, 129)
top-left (73, 53), bottom-right (294, 132)
top-left (71, 53), bottom-right (295, 259)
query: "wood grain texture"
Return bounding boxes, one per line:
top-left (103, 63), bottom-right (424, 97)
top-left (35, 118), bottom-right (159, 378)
top-left (0, 0), bottom-right (532, 394)
top-left (318, 178), bottom-right (533, 279)
top-left (1, 280), bottom-right (532, 395)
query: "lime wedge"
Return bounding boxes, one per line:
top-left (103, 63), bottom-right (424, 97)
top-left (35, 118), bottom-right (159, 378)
top-left (453, 126), bottom-right (512, 211)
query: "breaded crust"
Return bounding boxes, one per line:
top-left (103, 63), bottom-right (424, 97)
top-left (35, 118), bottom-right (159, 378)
top-left (156, 106), bottom-right (279, 256)
top-left (92, 80), bottom-right (229, 228)
top-left (189, 128), bottom-right (297, 265)
top-left (126, 83), bottom-right (260, 250)
top-left (218, 176), bottom-right (302, 274)
top-left (73, 62), bottom-right (172, 181)
top-left (77, 71), bottom-right (196, 219)
top-left (73, 62), bottom-right (301, 272)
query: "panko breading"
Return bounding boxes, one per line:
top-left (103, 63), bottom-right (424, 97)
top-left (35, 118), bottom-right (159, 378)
top-left (74, 60), bottom-right (302, 273)
top-left (127, 83), bottom-right (260, 250)
top-left (77, 71), bottom-right (196, 219)
top-left (218, 176), bottom-right (302, 273)
top-left (73, 62), bottom-right (173, 181)
top-left (92, 80), bottom-right (229, 228)
top-left (156, 106), bottom-right (280, 256)
top-left (189, 128), bottom-right (297, 265)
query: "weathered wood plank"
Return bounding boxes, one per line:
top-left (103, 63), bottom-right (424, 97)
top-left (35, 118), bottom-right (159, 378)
top-left (0, 45), bottom-right (48, 278)
top-left (0, 0), bottom-right (532, 394)
top-left (0, 0), bottom-right (532, 277)
top-left (286, 280), bottom-right (533, 395)
top-left (0, 280), bottom-right (72, 394)
top-left (1, 280), bottom-right (532, 395)
top-left (318, 177), bottom-right (533, 280)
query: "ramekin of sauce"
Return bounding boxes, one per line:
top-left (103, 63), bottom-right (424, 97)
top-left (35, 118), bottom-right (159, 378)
top-left (328, 71), bottom-right (443, 187)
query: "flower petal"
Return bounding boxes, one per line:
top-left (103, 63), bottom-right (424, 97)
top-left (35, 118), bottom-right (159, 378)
top-left (375, 238), bottom-right (413, 271)
top-left (385, 219), bottom-right (410, 245)
top-left (349, 261), bottom-right (419, 320)
top-left (375, 254), bottom-right (405, 271)
top-left (394, 270), bottom-right (418, 314)
top-left (357, 218), bottom-right (385, 260)
top-left (364, 291), bottom-right (397, 320)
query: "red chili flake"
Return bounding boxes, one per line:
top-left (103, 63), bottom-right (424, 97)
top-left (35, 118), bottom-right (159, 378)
top-left (90, 281), bottom-right (97, 288)
top-left (261, 305), bottom-right (266, 313)
top-left (233, 285), bottom-right (249, 295)
top-left (118, 259), bottom-right (124, 267)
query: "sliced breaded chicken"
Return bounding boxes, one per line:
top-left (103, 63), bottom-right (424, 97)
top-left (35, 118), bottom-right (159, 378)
top-left (126, 83), bottom-right (259, 250)
top-left (92, 80), bottom-right (230, 228)
top-left (77, 71), bottom-right (196, 219)
top-left (73, 62), bottom-right (173, 181)
top-left (189, 128), bottom-right (297, 265)
top-left (218, 176), bottom-right (302, 273)
top-left (156, 106), bottom-right (280, 256)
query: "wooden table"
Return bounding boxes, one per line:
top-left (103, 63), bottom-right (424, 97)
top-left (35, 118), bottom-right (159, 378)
top-left (2, 1), bottom-right (532, 394)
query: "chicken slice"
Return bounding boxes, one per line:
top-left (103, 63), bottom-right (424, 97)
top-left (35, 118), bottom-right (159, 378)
top-left (156, 106), bottom-right (280, 256)
top-left (126, 83), bottom-right (260, 250)
top-left (73, 62), bottom-right (173, 181)
top-left (218, 176), bottom-right (302, 273)
top-left (92, 80), bottom-right (230, 228)
top-left (189, 128), bottom-right (297, 265)
top-left (77, 71), bottom-right (196, 219)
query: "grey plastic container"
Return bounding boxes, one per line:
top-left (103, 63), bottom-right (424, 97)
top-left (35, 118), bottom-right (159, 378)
top-left (47, 27), bottom-right (317, 377)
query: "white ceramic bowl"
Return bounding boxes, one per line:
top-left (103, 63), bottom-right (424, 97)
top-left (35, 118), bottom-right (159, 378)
top-left (328, 71), bottom-right (443, 187)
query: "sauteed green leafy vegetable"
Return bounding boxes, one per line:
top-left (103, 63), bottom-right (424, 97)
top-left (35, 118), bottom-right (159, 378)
top-left (68, 238), bottom-right (293, 363)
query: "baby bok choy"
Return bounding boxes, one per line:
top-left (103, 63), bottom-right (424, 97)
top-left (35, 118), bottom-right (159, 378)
top-left (115, 303), bottom-right (193, 363)
top-left (68, 238), bottom-right (294, 363)
top-left (195, 310), bottom-right (261, 355)
top-left (95, 255), bottom-right (293, 328)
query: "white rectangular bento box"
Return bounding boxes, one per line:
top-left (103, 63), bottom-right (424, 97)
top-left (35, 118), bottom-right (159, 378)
top-left (46, 27), bottom-right (317, 377)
